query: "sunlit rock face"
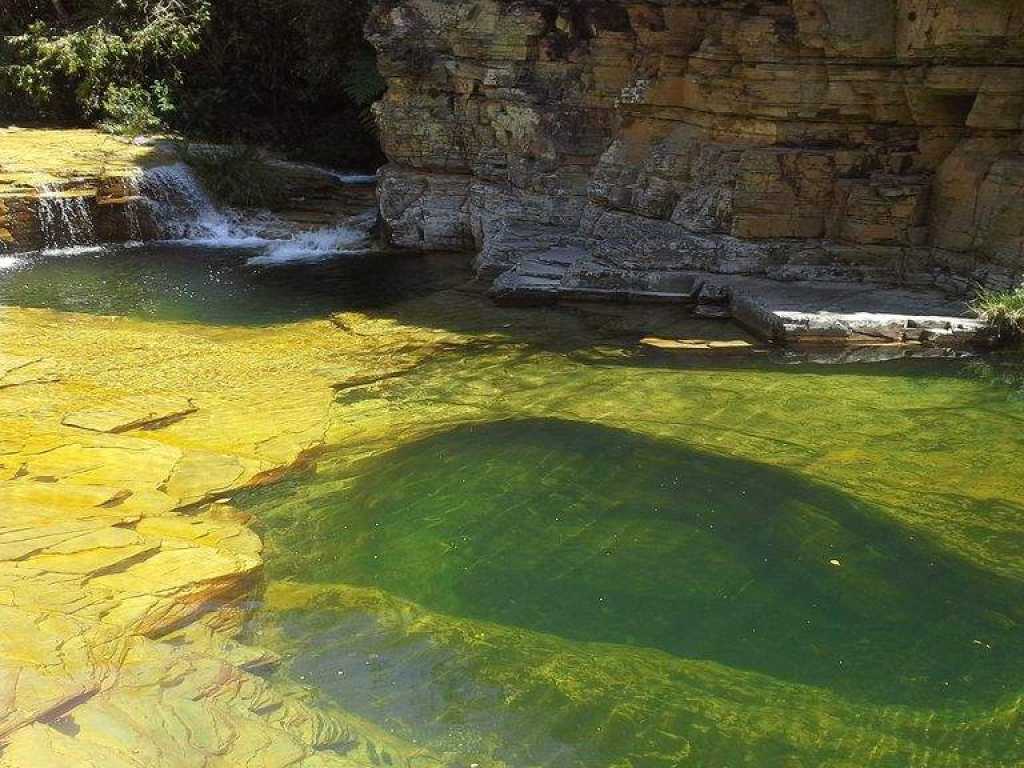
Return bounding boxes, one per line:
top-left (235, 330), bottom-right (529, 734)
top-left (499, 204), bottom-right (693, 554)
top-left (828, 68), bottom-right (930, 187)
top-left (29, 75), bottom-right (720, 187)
top-left (0, 129), bottom-right (168, 251)
top-left (368, 0), bottom-right (1024, 292)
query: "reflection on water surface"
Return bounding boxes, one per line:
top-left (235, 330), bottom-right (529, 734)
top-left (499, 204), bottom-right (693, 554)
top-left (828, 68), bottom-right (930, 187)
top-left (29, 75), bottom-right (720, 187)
top-left (0, 244), bottom-right (468, 324)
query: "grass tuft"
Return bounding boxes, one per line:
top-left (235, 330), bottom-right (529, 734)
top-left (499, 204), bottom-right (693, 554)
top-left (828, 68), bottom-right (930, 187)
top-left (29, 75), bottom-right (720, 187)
top-left (176, 143), bottom-right (283, 208)
top-left (971, 285), bottom-right (1024, 341)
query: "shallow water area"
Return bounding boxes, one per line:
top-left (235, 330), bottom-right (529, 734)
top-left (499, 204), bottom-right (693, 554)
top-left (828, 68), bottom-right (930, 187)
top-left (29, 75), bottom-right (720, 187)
top-left (2, 234), bottom-right (1024, 768)
top-left (0, 242), bottom-right (469, 324)
top-left (239, 335), bottom-right (1024, 767)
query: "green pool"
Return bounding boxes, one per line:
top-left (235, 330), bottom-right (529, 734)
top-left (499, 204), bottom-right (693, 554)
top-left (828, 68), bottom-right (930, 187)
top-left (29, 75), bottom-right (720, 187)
top-left (4, 243), bottom-right (1023, 766)
top-left (238, 319), bottom-right (1024, 767)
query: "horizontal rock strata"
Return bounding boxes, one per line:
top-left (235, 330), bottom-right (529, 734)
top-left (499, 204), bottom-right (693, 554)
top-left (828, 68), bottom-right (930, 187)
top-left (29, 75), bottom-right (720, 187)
top-left (368, 0), bottom-right (1024, 300)
top-left (0, 128), bottom-right (166, 251)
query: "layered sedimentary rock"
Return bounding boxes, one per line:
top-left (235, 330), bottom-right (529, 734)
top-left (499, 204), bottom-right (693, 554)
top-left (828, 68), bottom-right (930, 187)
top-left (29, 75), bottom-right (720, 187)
top-left (0, 128), bottom-right (164, 250)
top-left (0, 304), bottom-right (479, 767)
top-left (368, 0), bottom-right (1024, 296)
top-left (0, 128), bottom-right (380, 252)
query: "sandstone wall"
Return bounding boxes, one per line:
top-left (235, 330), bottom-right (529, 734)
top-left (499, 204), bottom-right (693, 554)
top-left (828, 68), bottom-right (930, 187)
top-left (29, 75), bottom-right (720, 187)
top-left (368, 0), bottom-right (1024, 292)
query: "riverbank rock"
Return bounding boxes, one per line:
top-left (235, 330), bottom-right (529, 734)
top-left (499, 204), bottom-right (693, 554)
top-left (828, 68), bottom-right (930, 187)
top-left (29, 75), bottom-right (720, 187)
top-left (368, 0), bottom-right (1024, 300)
top-left (0, 128), bottom-right (169, 251)
top-left (0, 305), bottom-right (471, 767)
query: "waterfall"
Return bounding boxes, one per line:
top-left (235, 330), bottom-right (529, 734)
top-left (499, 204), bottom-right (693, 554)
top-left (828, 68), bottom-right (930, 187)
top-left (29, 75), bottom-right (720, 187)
top-left (138, 163), bottom-right (254, 243)
top-left (23, 162), bottom-right (376, 263)
top-left (122, 172), bottom-right (147, 242)
top-left (135, 162), bottom-right (375, 264)
top-left (36, 185), bottom-right (97, 252)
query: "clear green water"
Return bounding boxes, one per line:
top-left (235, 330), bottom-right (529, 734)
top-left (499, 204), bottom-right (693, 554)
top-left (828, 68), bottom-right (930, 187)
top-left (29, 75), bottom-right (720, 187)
top-left (0, 245), bottom-right (466, 324)
top-left (6, 246), bottom-right (1024, 766)
top-left (239, 328), bottom-right (1024, 767)
top-left (251, 417), bottom-right (1024, 706)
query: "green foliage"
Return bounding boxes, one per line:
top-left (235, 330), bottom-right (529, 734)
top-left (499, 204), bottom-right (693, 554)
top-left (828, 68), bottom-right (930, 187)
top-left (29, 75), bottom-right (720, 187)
top-left (176, 143), bottom-right (283, 208)
top-left (342, 51), bottom-right (387, 109)
top-left (1, 0), bottom-right (387, 168)
top-left (971, 285), bottom-right (1024, 341)
top-left (1, 1), bottom-right (209, 125)
top-left (99, 83), bottom-right (166, 135)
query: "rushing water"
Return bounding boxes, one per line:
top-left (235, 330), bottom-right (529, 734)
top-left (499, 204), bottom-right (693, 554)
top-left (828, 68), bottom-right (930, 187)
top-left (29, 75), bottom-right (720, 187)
top-left (36, 185), bottom-right (97, 250)
top-left (5, 173), bottom-right (1024, 766)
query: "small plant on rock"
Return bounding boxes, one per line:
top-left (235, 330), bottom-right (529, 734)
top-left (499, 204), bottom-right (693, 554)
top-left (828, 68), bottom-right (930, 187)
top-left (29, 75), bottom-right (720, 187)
top-left (971, 285), bottom-right (1024, 343)
top-left (177, 143), bottom-right (282, 208)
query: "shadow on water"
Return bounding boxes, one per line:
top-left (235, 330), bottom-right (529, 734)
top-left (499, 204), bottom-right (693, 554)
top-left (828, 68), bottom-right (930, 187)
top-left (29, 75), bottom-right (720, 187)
top-left (247, 418), bottom-right (1024, 710)
top-left (4, 240), bottom-right (1018, 395)
top-left (0, 244), bottom-right (471, 325)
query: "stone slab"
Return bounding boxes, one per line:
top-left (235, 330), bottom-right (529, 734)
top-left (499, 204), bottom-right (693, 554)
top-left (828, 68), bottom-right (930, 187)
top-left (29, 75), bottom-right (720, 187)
top-left (721, 277), bottom-right (986, 345)
top-left (62, 394), bottom-right (197, 434)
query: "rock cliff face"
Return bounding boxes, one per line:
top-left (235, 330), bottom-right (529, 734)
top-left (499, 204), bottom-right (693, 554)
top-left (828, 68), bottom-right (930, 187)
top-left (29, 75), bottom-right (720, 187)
top-left (368, 0), bottom-right (1024, 298)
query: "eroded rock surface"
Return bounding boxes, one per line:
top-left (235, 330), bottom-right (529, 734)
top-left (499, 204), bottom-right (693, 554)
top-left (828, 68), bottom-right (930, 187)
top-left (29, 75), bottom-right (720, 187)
top-left (0, 306), bottom-right (465, 767)
top-left (0, 128), bottom-right (169, 251)
top-left (368, 0), bottom-right (1024, 298)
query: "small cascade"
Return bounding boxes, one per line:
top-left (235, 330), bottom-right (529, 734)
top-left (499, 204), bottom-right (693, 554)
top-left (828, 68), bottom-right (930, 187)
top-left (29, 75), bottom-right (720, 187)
top-left (138, 163), bottom-right (253, 243)
top-left (121, 172), bottom-right (147, 242)
top-left (37, 185), bottom-right (97, 252)
top-left (246, 210), bottom-right (377, 265)
top-left (134, 162), bottom-right (375, 263)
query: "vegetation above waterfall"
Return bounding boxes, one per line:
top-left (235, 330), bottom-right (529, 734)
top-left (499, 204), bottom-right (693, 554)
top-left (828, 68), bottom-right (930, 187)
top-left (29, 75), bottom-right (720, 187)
top-left (0, 0), bottom-right (386, 167)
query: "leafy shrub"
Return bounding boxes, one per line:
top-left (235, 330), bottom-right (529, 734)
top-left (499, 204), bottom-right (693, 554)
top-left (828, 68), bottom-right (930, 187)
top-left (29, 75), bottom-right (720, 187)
top-left (177, 143), bottom-right (283, 208)
top-left (1, 0), bottom-right (387, 168)
top-left (1, 3), bottom-right (208, 127)
top-left (971, 285), bottom-right (1024, 342)
top-left (99, 83), bottom-right (167, 134)
top-left (342, 50), bottom-right (387, 109)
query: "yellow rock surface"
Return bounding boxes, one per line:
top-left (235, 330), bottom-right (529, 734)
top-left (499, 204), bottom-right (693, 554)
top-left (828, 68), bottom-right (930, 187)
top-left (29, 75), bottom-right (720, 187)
top-left (4, 276), bottom-right (1017, 766)
top-left (62, 394), bottom-right (197, 434)
top-left (0, 128), bottom-right (163, 196)
top-left (0, 302), bottom-right (461, 766)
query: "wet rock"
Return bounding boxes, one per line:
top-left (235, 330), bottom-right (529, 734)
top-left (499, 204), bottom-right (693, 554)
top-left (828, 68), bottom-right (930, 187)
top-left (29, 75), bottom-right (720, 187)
top-left (62, 395), bottom-right (197, 434)
top-left (0, 128), bottom-right (171, 252)
top-left (723, 276), bottom-right (986, 344)
top-left (0, 304), bottom-right (470, 766)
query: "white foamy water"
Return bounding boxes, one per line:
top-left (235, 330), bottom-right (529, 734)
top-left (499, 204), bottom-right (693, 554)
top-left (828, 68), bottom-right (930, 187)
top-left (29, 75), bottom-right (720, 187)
top-left (332, 173), bottom-right (378, 184)
top-left (139, 163), bottom-right (253, 242)
top-left (0, 255), bottom-right (23, 271)
top-left (268, 159), bottom-right (378, 186)
top-left (36, 185), bottom-right (96, 251)
top-left (38, 245), bottom-right (106, 257)
top-left (245, 224), bottom-right (369, 266)
top-left (133, 162), bottom-right (377, 264)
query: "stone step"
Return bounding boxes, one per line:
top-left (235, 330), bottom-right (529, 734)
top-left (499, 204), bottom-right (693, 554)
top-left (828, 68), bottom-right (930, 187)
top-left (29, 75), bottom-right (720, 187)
top-left (720, 277), bottom-right (987, 345)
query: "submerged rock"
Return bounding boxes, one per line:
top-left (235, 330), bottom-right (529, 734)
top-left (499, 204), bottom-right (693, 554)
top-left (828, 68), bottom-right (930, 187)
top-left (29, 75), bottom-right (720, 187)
top-left (0, 303), bottom-right (469, 767)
